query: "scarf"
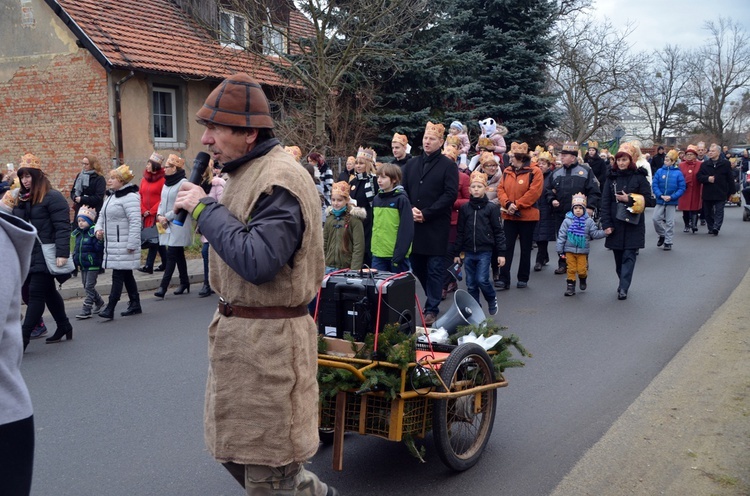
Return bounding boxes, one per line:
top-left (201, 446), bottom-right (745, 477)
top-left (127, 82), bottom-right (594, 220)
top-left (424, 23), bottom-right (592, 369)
top-left (164, 168), bottom-right (186, 187)
top-left (331, 205), bottom-right (348, 218)
top-left (566, 211), bottom-right (588, 248)
top-left (73, 169), bottom-right (96, 198)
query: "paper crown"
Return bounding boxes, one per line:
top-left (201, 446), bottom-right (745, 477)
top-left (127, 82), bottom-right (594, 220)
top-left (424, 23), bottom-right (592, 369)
top-left (2, 190), bottom-right (16, 209)
top-left (284, 146), bottom-right (302, 160)
top-left (470, 170), bottom-right (488, 186)
top-left (356, 147), bottom-right (377, 163)
top-left (19, 153), bottom-right (41, 170)
top-left (561, 141), bottom-right (579, 155)
top-left (442, 146), bottom-right (458, 161)
top-left (666, 149), bottom-right (680, 162)
top-left (478, 137), bottom-right (494, 149)
top-left (391, 133), bottom-right (408, 146)
top-left (587, 140), bottom-right (598, 149)
top-left (479, 151), bottom-right (498, 166)
top-left (510, 142), bottom-right (529, 155)
top-left (424, 121), bottom-right (445, 139)
top-left (149, 152), bottom-right (164, 165)
top-left (77, 205), bottom-right (97, 222)
top-left (617, 142), bottom-right (637, 160)
top-left (445, 135), bottom-right (461, 147)
top-left (534, 145), bottom-right (545, 154)
top-left (685, 144), bottom-right (699, 155)
top-left (538, 151), bottom-right (552, 162)
top-left (628, 194), bottom-right (645, 214)
top-left (571, 192), bottom-right (587, 207)
top-left (112, 164), bottom-right (135, 183)
top-left (331, 181), bottom-right (350, 200)
top-left (166, 154), bottom-right (185, 169)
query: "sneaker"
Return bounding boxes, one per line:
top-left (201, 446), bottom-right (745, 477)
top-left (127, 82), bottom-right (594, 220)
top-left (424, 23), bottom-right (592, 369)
top-left (683, 226), bottom-right (690, 233)
top-left (488, 299), bottom-right (498, 316)
top-left (76, 311), bottom-right (92, 320)
top-left (516, 281), bottom-right (528, 289)
top-left (657, 235), bottom-right (665, 247)
top-left (663, 243), bottom-right (672, 251)
top-left (30, 323), bottom-right (48, 339)
top-left (93, 301), bottom-right (105, 314)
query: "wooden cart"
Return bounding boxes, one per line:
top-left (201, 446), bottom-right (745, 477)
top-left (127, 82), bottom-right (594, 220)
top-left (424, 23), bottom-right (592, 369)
top-left (317, 342), bottom-right (508, 472)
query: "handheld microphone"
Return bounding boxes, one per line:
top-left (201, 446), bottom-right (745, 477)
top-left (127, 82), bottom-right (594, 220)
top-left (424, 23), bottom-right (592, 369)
top-left (173, 151), bottom-right (211, 226)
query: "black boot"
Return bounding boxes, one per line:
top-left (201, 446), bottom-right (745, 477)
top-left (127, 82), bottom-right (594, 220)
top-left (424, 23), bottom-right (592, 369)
top-left (46, 321), bottom-right (73, 343)
top-left (120, 295), bottom-right (142, 316)
top-left (198, 284), bottom-right (214, 298)
top-left (99, 302), bottom-right (117, 320)
top-left (173, 284), bottom-right (190, 295)
top-left (154, 287), bottom-right (167, 299)
top-left (564, 280), bottom-right (576, 296)
top-left (554, 255), bottom-right (567, 275)
top-left (579, 277), bottom-right (587, 291)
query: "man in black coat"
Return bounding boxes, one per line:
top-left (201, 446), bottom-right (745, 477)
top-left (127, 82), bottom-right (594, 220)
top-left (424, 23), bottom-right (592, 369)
top-left (391, 133), bottom-right (412, 168)
top-left (650, 146), bottom-right (666, 176)
top-left (698, 143), bottom-right (736, 235)
top-left (402, 122), bottom-right (459, 325)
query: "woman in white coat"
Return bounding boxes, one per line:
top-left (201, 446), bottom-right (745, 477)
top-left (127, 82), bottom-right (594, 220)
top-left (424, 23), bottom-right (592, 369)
top-left (154, 154), bottom-right (193, 298)
top-left (95, 165), bottom-right (142, 320)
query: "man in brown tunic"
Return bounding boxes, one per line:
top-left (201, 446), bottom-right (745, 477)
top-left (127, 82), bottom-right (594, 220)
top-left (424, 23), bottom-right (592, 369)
top-left (174, 73), bottom-right (336, 496)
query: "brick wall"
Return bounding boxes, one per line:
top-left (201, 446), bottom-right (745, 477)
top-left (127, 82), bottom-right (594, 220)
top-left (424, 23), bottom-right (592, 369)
top-left (0, 53), bottom-right (112, 194)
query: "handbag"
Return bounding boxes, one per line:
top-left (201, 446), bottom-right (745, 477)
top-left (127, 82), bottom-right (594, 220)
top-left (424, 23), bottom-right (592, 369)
top-left (615, 202), bottom-right (641, 224)
top-left (140, 226), bottom-right (159, 248)
top-left (37, 235), bottom-right (75, 275)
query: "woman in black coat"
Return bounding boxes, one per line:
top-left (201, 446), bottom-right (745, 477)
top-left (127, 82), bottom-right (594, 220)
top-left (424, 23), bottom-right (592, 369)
top-left (601, 147), bottom-right (656, 300)
top-left (9, 154), bottom-right (73, 349)
top-left (70, 155), bottom-right (106, 219)
top-left (533, 154), bottom-right (556, 271)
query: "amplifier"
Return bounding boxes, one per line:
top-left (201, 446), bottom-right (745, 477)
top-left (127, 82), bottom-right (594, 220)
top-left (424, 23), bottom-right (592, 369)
top-left (317, 270), bottom-right (415, 341)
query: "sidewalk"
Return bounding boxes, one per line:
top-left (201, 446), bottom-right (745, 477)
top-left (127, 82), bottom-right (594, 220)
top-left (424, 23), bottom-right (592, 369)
top-left (59, 258), bottom-right (206, 300)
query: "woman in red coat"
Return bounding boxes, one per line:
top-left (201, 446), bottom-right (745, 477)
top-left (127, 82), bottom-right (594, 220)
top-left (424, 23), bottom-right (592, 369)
top-left (138, 152), bottom-right (166, 273)
top-left (443, 149), bottom-right (470, 297)
top-left (678, 144), bottom-right (703, 233)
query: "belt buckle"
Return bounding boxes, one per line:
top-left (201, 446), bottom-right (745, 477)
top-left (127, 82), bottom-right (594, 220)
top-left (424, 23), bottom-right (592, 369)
top-left (218, 298), bottom-right (233, 317)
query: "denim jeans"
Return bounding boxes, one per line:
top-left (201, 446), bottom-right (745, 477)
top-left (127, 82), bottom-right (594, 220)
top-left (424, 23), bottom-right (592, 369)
top-left (202, 242), bottom-right (210, 283)
top-left (410, 254), bottom-right (446, 315)
top-left (463, 251), bottom-right (495, 306)
top-left (371, 256), bottom-right (411, 273)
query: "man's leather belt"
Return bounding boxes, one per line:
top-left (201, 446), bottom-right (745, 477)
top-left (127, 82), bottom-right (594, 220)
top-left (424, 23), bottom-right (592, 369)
top-left (218, 299), bottom-right (308, 319)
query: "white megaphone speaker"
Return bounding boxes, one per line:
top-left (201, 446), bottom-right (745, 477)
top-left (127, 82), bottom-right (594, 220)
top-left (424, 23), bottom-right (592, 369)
top-left (433, 289), bottom-right (486, 334)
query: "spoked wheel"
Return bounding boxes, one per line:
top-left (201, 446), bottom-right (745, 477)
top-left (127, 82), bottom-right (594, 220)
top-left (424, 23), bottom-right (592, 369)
top-left (432, 343), bottom-right (497, 471)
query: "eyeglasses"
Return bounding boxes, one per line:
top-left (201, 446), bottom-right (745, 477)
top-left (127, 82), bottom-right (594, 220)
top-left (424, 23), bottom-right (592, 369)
top-left (164, 164), bottom-right (176, 169)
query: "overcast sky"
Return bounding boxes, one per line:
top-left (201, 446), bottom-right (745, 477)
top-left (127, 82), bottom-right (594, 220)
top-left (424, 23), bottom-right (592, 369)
top-left (591, 0), bottom-right (750, 54)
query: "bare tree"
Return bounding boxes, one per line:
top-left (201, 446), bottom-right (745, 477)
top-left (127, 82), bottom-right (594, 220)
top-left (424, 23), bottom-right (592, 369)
top-left (689, 18), bottom-right (750, 143)
top-left (218, 0), bottom-right (434, 151)
top-left (632, 45), bottom-right (691, 144)
top-left (549, 14), bottom-right (645, 143)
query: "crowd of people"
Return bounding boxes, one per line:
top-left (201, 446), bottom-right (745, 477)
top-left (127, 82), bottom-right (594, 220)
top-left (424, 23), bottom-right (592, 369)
top-left (1, 70), bottom-right (747, 495)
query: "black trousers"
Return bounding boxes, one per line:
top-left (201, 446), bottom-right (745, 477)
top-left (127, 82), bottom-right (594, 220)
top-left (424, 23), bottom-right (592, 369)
top-left (144, 243), bottom-right (167, 269)
top-left (21, 273), bottom-right (69, 345)
top-left (499, 220), bottom-right (537, 284)
top-left (159, 246), bottom-right (189, 289)
top-left (612, 249), bottom-right (638, 293)
top-left (110, 269), bottom-right (139, 303)
top-left (0, 415), bottom-right (34, 496)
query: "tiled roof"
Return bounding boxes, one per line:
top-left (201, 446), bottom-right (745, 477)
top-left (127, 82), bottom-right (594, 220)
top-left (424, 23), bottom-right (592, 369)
top-left (50, 0), bottom-right (307, 86)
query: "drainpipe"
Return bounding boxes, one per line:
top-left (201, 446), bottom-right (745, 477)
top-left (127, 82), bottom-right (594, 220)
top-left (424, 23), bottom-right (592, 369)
top-left (114, 71), bottom-right (135, 167)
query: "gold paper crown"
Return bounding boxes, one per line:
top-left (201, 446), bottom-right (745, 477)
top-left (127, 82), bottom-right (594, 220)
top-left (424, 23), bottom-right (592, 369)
top-left (2, 190), bottom-right (17, 209)
top-left (510, 142), bottom-right (529, 155)
top-left (166, 154), bottom-right (185, 169)
top-left (19, 153), bottom-right (41, 170)
top-left (424, 121), bottom-right (445, 139)
top-left (331, 181), bottom-right (350, 200)
top-left (479, 151), bottom-right (497, 166)
top-left (77, 205), bottom-right (98, 222)
top-left (571, 192), bottom-right (587, 207)
top-left (538, 151), bottom-right (552, 162)
top-left (587, 140), bottom-right (598, 149)
top-left (534, 145), bottom-right (544, 154)
top-left (469, 170), bottom-right (488, 186)
top-left (478, 137), bottom-right (494, 149)
top-left (356, 147), bottom-right (376, 163)
top-left (284, 146), bottom-right (302, 160)
top-left (628, 194), bottom-right (645, 214)
top-left (113, 164), bottom-right (135, 183)
top-left (561, 141), bottom-right (579, 154)
top-left (149, 152), bottom-right (164, 165)
top-left (391, 133), bottom-right (408, 146)
top-left (442, 147), bottom-right (458, 161)
top-left (617, 142), bottom-right (637, 160)
top-left (445, 135), bottom-right (461, 147)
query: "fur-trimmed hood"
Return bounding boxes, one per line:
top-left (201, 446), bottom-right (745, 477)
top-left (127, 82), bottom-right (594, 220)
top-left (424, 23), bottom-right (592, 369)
top-left (325, 204), bottom-right (367, 220)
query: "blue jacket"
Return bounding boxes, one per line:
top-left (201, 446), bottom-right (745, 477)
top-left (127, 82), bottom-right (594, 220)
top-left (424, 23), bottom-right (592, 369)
top-left (652, 165), bottom-right (686, 205)
top-left (72, 226), bottom-right (104, 271)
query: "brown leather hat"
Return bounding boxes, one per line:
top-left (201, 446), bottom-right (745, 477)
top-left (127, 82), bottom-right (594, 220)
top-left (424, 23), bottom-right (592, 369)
top-left (196, 73), bottom-right (274, 129)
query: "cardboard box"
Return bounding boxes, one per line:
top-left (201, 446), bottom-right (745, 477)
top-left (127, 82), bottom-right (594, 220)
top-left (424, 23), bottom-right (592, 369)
top-left (321, 337), bottom-right (365, 358)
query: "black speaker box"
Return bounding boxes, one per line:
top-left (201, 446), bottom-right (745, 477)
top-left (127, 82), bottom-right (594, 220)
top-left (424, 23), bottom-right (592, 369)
top-left (317, 270), bottom-right (415, 341)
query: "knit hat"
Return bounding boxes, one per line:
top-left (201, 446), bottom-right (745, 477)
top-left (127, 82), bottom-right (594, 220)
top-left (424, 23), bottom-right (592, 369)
top-left (149, 152), bottom-right (164, 165)
top-left (77, 205), bottom-right (97, 225)
top-left (356, 147), bottom-right (376, 163)
top-left (470, 170), bottom-right (488, 187)
top-left (561, 141), bottom-right (579, 156)
top-left (331, 181), bottom-right (350, 200)
top-left (424, 121), bottom-right (445, 140)
top-left (196, 73), bottom-right (274, 129)
top-left (112, 164), bottom-right (135, 183)
top-left (18, 153), bottom-right (42, 172)
top-left (571, 192), bottom-right (587, 208)
top-left (165, 154), bottom-right (185, 169)
top-left (392, 133), bottom-right (408, 146)
top-left (284, 146), bottom-right (302, 161)
top-left (666, 149), bottom-right (680, 163)
top-left (685, 144), bottom-right (699, 156)
top-left (479, 151), bottom-right (498, 166)
top-left (510, 142), bottom-right (529, 155)
top-left (450, 121), bottom-right (463, 132)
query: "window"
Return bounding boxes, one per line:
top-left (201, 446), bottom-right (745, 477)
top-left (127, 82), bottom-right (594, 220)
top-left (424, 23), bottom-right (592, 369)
top-left (153, 87), bottom-right (176, 142)
top-left (262, 24), bottom-right (287, 55)
top-left (220, 9), bottom-right (247, 48)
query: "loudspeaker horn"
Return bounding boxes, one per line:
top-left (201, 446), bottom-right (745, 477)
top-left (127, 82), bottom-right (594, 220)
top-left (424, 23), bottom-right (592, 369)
top-left (433, 289), bottom-right (486, 334)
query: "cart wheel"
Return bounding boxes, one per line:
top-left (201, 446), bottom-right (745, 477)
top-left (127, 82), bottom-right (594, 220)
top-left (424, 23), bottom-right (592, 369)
top-left (319, 428), bottom-right (335, 445)
top-left (432, 343), bottom-right (497, 471)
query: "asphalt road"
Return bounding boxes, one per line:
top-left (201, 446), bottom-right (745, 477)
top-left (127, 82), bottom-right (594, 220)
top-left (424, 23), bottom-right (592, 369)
top-left (22, 206), bottom-right (750, 496)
